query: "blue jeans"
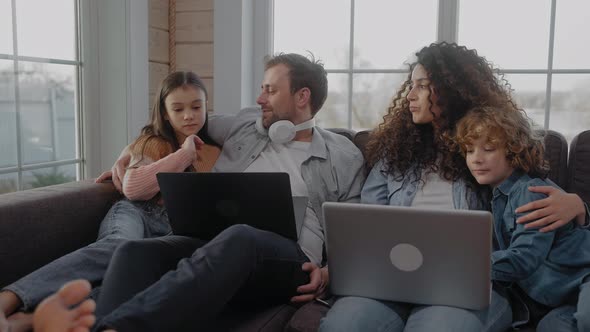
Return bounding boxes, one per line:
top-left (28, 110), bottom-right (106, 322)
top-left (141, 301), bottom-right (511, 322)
top-left (319, 288), bottom-right (512, 332)
top-left (537, 279), bottom-right (590, 332)
top-left (95, 224), bottom-right (311, 332)
top-left (1, 199), bottom-right (170, 311)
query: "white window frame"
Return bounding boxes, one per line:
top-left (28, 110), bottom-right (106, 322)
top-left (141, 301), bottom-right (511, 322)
top-left (0, 0), bottom-right (149, 192)
top-left (215, 0), bottom-right (590, 132)
top-left (79, 0), bottom-right (148, 179)
top-left (0, 0), bottom-right (84, 190)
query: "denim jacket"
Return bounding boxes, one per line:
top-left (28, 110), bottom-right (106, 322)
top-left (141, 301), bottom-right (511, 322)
top-left (207, 107), bottom-right (366, 257)
top-left (491, 170), bottom-right (590, 307)
top-left (361, 159), bottom-right (484, 210)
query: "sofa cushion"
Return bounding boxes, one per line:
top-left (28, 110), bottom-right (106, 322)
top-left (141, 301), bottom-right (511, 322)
top-left (211, 303), bottom-right (297, 331)
top-left (539, 129), bottom-right (568, 189)
top-left (568, 130), bottom-right (590, 203)
top-left (0, 180), bottom-right (121, 288)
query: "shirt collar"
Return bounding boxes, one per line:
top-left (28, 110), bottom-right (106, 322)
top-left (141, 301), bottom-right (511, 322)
top-left (307, 128), bottom-right (328, 159)
top-left (493, 169), bottom-right (525, 197)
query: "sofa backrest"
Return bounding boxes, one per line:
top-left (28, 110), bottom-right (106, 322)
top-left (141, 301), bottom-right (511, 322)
top-left (326, 128), bottom-right (357, 142)
top-left (351, 129), bottom-right (570, 189)
top-left (568, 130), bottom-right (590, 204)
top-left (539, 129), bottom-right (569, 189)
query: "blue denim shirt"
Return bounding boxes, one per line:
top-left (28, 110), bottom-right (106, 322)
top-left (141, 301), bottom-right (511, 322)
top-left (207, 106), bottom-right (366, 243)
top-left (361, 160), bottom-right (484, 210)
top-left (491, 170), bottom-right (590, 307)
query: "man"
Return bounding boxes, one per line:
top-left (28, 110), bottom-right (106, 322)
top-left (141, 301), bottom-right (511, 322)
top-left (92, 53), bottom-right (365, 331)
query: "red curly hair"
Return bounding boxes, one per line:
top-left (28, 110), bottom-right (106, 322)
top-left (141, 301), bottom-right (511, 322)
top-left (454, 106), bottom-right (549, 179)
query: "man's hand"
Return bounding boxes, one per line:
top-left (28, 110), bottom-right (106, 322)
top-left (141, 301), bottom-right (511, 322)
top-left (291, 263), bottom-right (329, 303)
top-left (94, 147), bottom-right (132, 193)
top-left (516, 186), bottom-right (586, 232)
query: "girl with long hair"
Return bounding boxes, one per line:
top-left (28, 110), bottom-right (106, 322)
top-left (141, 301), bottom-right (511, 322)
top-left (0, 71), bottom-right (220, 332)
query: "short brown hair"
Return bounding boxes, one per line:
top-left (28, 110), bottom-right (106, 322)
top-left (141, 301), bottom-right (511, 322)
top-left (264, 53), bottom-right (328, 115)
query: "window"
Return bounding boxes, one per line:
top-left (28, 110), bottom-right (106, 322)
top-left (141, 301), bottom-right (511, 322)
top-left (0, 0), bottom-right (81, 194)
top-left (273, 0), bottom-right (437, 130)
top-left (272, 0), bottom-right (590, 142)
top-left (458, 0), bottom-right (590, 143)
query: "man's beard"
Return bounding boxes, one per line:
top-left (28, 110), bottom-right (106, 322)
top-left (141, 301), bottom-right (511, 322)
top-left (262, 112), bottom-right (280, 129)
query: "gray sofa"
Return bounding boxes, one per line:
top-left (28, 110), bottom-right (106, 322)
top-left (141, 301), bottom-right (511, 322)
top-left (1, 129), bottom-right (588, 331)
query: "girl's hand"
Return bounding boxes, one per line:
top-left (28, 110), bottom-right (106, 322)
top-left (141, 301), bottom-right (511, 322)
top-left (181, 135), bottom-right (205, 158)
top-left (515, 186), bottom-right (586, 232)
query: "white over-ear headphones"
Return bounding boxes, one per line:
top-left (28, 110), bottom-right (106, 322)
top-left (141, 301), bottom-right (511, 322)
top-left (255, 117), bottom-right (315, 144)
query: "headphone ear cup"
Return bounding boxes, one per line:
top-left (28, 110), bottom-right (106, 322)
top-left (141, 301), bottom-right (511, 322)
top-left (255, 117), bottom-right (267, 136)
top-left (268, 120), bottom-right (296, 144)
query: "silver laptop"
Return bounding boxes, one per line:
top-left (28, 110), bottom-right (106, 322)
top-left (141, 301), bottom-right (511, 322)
top-left (323, 202), bottom-right (492, 310)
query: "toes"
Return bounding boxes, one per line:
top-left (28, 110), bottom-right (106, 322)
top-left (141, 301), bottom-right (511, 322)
top-left (73, 314), bottom-right (96, 329)
top-left (73, 299), bottom-right (96, 316)
top-left (57, 280), bottom-right (92, 307)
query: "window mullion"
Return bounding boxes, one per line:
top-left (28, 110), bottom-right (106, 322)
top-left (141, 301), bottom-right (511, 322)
top-left (347, 0), bottom-right (355, 129)
top-left (544, 0), bottom-right (557, 130)
top-left (10, 0), bottom-right (22, 191)
top-left (438, 0), bottom-right (459, 43)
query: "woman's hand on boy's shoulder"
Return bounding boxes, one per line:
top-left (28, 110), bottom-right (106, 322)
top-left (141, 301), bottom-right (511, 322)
top-left (515, 185), bottom-right (585, 232)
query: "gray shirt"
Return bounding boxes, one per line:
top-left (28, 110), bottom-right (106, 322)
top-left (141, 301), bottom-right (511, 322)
top-left (208, 107), bottom-right (366, 265)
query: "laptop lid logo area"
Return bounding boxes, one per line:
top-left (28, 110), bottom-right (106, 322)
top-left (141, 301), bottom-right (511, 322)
top-left (323, 202), bottom-right (492, 310)
top-left (389, 243), bottom-right (423, 272)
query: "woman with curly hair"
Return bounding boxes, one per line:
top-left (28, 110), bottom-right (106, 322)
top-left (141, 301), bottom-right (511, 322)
top-left (455, 106), bottom-right (590, 332)
top-left (319, 42), bottom-right (589, 332)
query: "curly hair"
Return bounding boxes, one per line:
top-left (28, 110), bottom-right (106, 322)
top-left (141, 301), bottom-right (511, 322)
top-left (365, 42), bottom-right (519, 184)
top-left (455, 106), bottom-right (549, 179)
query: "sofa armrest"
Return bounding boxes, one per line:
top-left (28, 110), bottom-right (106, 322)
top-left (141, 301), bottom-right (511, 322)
top-left (0, 180), bottom-right (121, 288)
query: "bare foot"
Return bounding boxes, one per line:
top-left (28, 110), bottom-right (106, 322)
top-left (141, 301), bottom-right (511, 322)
top-left (33, 279), bottom-right (96, 332)
top-left (0, 314), bottom-right (8, 332)
top-left (4, 312), bottom-right (32, 332)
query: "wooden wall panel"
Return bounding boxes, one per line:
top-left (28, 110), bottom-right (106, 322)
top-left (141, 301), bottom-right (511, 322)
top-left (176, 0), bottom-right (213, 12)
top-left (148, 28), bottom-right (170, 63)
top-left (149, 62), bottom-right (170, 95)
top-left (176, 44), bottom-right (214, 77)
top-left (149, 0), bottom-right (168, 30)
top-left (203, 78), bottom-right (214, 111)
top-left (149, 0), bottom-right (215, 112)
top-left (176, 11), bottom-right (213, 42)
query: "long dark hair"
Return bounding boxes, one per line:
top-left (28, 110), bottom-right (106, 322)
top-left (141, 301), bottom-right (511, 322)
top-left (365, 42), bottom-right (518, 185)
top-left (129, 71), bottom-right (218, 170)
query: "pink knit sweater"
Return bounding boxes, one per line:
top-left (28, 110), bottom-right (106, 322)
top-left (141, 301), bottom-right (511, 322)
top-left (122, 136), bottom-right (220, 201)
